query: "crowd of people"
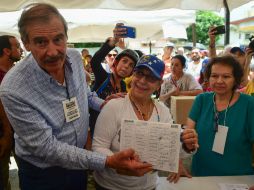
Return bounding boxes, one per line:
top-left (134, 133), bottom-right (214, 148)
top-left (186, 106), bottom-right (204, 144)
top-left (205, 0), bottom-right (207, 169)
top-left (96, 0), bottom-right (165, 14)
top-left (0, 2), bottom-right (253, 190)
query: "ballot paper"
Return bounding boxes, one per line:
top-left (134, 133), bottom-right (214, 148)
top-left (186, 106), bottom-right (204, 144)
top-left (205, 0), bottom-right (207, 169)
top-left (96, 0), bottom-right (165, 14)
top-left (218, 183), bottom-right (249, 190)
top-left (120, 119), bottom-right (181, 172)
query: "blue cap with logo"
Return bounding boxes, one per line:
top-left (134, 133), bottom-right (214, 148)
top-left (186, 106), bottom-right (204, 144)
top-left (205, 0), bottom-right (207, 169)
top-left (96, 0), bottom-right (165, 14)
top-left (135, 55), bottom-right (165, 80)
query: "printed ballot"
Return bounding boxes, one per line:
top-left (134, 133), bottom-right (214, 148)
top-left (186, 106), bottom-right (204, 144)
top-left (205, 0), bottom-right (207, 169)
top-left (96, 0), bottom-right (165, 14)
top-left (120, 119), bottom-right (181, 172)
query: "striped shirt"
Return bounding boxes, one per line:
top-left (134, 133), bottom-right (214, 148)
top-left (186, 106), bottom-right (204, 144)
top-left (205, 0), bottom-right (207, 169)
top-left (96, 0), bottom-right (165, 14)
top-left (0, 48), bottom-right (106, 170)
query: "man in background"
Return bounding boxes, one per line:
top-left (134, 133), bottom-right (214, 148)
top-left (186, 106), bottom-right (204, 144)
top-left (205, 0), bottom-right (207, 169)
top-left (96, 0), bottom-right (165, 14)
top-left (0, 35), bottom-right (23, 190)
top-left (186, 48), bottom-right (203, 80)
top-left (162, 42), bottom-right (175, 78)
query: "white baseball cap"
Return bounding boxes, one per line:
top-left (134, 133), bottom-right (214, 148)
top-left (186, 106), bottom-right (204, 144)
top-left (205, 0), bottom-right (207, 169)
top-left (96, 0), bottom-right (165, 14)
top-left (165, 42), bottom-right (175, 48)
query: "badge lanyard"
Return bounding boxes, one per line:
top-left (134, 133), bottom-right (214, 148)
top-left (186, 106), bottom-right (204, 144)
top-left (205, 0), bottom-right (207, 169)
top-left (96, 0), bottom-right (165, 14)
top-left (65, 75), bottom-right (70, 100)
top-left (213, 92), bottom-right (234, 132)
top-left (62, 75), bottom-right (80, 122)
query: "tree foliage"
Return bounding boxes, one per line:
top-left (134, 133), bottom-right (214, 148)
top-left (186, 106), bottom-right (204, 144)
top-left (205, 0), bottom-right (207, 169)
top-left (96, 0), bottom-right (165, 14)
top-left (187, 11), bottom-right (224, 45)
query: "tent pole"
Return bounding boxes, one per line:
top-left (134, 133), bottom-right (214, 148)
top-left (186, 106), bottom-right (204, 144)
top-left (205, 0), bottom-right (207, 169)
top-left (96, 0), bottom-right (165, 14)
top-left (224, 0), bottom-right (230, 45)
top-left (149, 41), bottom-right (152, 54)
top-left (192, 23), bottom-right (196, 48)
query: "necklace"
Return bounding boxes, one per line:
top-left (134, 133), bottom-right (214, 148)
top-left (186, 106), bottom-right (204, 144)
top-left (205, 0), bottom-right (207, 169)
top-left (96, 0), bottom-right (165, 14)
top-left (129, 94), bottom-right (153, 120)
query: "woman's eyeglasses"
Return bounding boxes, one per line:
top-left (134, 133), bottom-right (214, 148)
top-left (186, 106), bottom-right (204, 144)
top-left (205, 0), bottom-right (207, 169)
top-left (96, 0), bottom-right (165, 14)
top-left (107, 54), bottom-right (117, 57)
top-left (133, 70), bottom-right (159, 83)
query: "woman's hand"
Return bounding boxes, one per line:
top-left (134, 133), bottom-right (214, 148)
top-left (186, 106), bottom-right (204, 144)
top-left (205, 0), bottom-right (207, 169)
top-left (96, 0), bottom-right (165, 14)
top-left (181, 128), bottom-right (199, 151)
top-left (208, 26), bottom-right (217, 57)
top-left (167, 159), bottom-right (192, 183)
top-left (112, 23), bottom-right (126, 45)
top-left (245, 48), bottom-right (254, 66)
top-left (208, 26), bottom-right (216, 43)
top-left (171, 87), bottom-right (180, 96)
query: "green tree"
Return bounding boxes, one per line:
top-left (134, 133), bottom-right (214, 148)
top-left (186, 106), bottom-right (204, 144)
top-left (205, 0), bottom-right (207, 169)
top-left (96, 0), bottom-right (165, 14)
top-left (187, 11), bottom-right (224, 45)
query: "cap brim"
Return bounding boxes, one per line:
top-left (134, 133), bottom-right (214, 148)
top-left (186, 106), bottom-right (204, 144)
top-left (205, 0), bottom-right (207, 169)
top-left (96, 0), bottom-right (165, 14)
top-left (230, 47), bottom-right (245, 54)
top-left (135, 65), bottom-right (161, 80)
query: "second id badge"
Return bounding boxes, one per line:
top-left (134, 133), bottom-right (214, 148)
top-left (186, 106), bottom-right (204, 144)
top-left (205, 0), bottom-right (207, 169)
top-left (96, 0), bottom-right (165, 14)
top-left (62, 97), bottom-right (80, 122)
top-left (212, 125), bottom-right (228, 155)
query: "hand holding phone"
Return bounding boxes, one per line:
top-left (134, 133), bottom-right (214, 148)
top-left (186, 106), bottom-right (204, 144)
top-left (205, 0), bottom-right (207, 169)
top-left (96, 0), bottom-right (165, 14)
top-left (212, 25), bottom-right (225, 35)
top-left (115, 23), bottom-right (136, 38)
top-left (120, 26), bottom-right (136, 38)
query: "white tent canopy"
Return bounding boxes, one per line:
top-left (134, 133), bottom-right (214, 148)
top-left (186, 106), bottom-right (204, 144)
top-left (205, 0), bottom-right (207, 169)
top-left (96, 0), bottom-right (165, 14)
top-left (0, 0), bottom-right (252, 43)
top-left (61, 9), bottom-right (195, 42)
top-left (0, 0), bottom-right (252, 12)
top-left (0, 8), bottom-right (195, 42)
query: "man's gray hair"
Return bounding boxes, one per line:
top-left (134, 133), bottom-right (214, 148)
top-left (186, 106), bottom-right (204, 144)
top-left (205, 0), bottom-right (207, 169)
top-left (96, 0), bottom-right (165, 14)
top-left (18, 3), bottom-right (68, 43)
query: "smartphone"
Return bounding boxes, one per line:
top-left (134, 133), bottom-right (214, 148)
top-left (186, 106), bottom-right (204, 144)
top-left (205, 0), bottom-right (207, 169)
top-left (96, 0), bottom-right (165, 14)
top-left (120, 26), bottom-right (136, 38)
top-left (212, 25), bottom-right (225, 35)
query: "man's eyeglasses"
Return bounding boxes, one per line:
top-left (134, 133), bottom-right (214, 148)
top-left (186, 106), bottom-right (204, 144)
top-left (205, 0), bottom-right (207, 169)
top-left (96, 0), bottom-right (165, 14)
top-left (133, 70), bottom-right (159, 83)
top-left (214, 111), bottom-right (219, 132)
top-left (107, 54), bottom-right (117, 57)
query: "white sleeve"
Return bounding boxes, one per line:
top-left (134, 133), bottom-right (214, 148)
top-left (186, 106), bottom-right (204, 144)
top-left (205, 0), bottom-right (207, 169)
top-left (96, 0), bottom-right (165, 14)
top-left (186, 74), bottom-right (202, 90)
top-left (92, 100), bottom-right (119, 156)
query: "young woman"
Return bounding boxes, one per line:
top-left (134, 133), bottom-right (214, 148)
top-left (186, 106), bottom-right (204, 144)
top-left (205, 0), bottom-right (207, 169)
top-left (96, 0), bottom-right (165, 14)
top-left (89, 25), bottom-right (139, 136)
top-left (160, 55), bottom-right (203, 108)
top-left (92, 55), bottom-right (198, 190)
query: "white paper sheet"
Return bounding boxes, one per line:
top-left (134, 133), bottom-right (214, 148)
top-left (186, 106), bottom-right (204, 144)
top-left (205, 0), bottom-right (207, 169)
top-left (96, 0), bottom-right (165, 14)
top-left (212, 125), bottom-right (228, 155)
top-left (218, 183), bottom-right (249, 190)
top-left (120, 119), bottom-right (181, 172)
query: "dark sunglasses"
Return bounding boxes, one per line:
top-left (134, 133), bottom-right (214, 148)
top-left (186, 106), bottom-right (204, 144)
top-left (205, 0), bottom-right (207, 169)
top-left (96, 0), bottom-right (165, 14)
top-left (133, 70), bottom-right (160, 83)
top-left (107, 54), bottom-right (117, 57)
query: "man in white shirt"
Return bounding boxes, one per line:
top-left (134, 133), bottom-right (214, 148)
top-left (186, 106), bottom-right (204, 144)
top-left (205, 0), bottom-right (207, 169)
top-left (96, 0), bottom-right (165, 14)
top-left (186, 48), bottom-right (203, 80)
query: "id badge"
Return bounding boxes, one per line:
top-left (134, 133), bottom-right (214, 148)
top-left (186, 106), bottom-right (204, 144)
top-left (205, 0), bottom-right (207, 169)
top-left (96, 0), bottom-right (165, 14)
top-left (62, 97), bottom-right (80, 122)
top-left (212, 125), bottom-right (228, 155)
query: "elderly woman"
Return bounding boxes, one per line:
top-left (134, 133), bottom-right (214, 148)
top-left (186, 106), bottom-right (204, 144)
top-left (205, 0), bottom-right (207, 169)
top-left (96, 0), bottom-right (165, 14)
top-left (160, 55), bottom-right (203, 108)
top-left (92, 55), bottom-right (198, 190)
top-left (187, 55), bottom-right (254, 176)
top-left (170, 55), bottom-right (254, 182)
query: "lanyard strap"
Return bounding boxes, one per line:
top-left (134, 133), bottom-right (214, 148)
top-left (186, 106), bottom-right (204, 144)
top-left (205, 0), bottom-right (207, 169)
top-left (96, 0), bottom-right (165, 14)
top-left (65, 74), bottom-right (70, 100)
top-left (213, 92), bottom-right (234, 127)
top-left (111, 73), bottom-right (120, 93)
top-left (171, 77), bottom-right (178, 88)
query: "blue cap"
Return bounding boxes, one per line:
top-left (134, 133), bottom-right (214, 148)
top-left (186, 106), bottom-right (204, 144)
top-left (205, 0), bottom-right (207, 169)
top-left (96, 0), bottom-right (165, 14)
top-left (230, 47), bottom-right (245, 55)
top-left (135, 55), bottom-right (165, 80)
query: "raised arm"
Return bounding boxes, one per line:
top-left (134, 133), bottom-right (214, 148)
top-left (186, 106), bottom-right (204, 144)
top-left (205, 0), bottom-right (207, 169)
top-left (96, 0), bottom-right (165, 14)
top-left (208, 26), bottom-right (217, 58)
top-left (241, 48), bottom-right (254, 87)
